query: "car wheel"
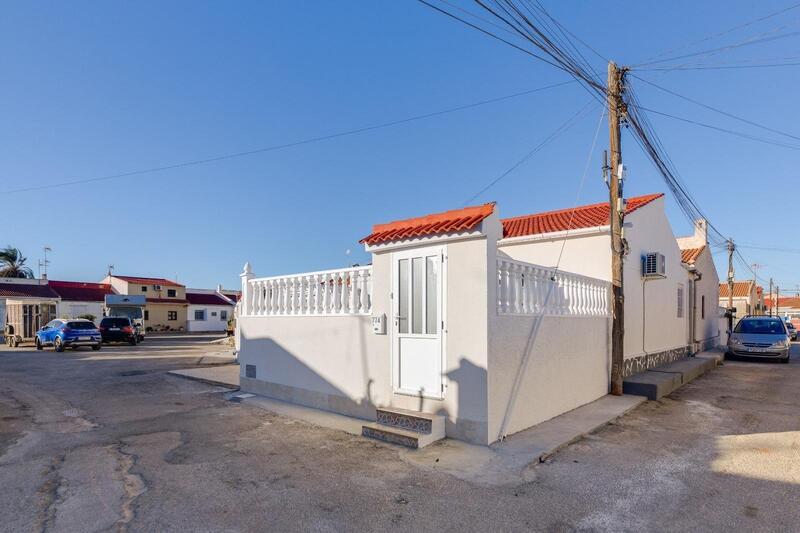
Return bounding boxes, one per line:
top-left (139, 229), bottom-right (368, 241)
top-left (780, 356), bottom-right (790, 364)
top-left (129, 337), bottom-right (137, 346)
top-left (36, 337), bottom-right (43, 350)
top-left (92, 344), bottom-right (101, 351)
top-left (54, 337), bottom-right (65, 353)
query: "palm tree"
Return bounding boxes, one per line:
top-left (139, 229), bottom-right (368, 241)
top-left (0, 246), bottom-right (34, 278)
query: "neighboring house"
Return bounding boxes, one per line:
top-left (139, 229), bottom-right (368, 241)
top-left (764, 296), bottom-right (800, 320)
top-left (0, 278), bottom-right (60, 341)
top-left (718, 280), bottom-right (760, 319)
top-left (49, 280), bottom-right (115, 320)
top-left (676, 220), bottom-right (721, 352)
top-left (102, 275), bottom-right (188, 331)
top-left (497, 193), bottom-right (693, 375)
top-left (186, 286), bottom-right (237, 332)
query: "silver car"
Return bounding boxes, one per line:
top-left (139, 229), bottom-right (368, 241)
top-left (784, 320), bottom-right (797, 341)
top-left (727, 316), bottom-right (790, 363)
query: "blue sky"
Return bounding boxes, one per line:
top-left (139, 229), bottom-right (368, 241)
top-left (2, 1), bottom-right (799, 292)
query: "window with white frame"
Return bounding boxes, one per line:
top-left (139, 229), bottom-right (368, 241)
top-left (221, 310), bottom-right (228, 320)
top-left (677, 284), bottom-right (684, 318)
top-left (194, 309), bottom-right (206, 321)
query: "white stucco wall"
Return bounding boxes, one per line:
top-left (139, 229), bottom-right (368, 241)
top-left (58, 301), bottom-right (105, 320)
top-left (690, 247), bottom-right (721, 349)
top-left (499, 231), bottom-right (611, 281)
top-left (187, 304), bottom-right (232, 332)
top-left (622, 199), bottom-right (689, 360)
top-left (487, 315), bottom-right (610, 441)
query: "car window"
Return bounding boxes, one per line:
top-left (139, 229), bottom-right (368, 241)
top-left (100, 317), bottom-right (130, 327)
top-left (67, 321), bottom-right (95, 329)
top-left (735, 319), bottom-right (786, 334)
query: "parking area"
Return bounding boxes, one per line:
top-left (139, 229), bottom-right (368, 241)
top-left (1, 336), bottom-right (798, 532)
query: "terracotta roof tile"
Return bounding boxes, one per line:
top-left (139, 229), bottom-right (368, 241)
top-left (49, 280), bottom-right (115, 302)
top-left (679, 246), bottom-right (705, 264)
top-left (501, 193), bottom-right (664, 239)
top-left (719, 281), bottom-right (754, 298)
top-left (186, 293), bottom-right (236, 306)
top-left (361, 203), bottom-right (495, 245)
top-left (0, 283), bottom-right (60, 299)
top-left (114, 275), bottom-right (184, 287)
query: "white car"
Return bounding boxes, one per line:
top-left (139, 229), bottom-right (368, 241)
top-left (784, 320), bottom-right (797, 341)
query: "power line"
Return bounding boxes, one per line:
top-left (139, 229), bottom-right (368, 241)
top-left (630, 103), bottom-right (800, 151)
top-left (463, 99), bottom-right (597, 204)
top-left (630, 73), bottom-right (800, 142)
top-left (1, 79), bottom-right (575, 196)
top-left (634, 27), bottom-right (800, 68)
top-left (636, 61), bottom-right (800, 71)
top-left (639, 1), bottom-right (800, 64)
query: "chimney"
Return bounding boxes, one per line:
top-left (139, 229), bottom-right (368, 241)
top-left (694, 219), bottom-right (708, 245)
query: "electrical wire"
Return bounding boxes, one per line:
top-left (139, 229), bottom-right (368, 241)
top-left (0, 79), bottom-right (574, 196)
top-left (638, 1), bottom-right (800, 64)
top-left (463, 99), bottom-right (596, 204)
top-left (630, 73), bottom-right (800, 142)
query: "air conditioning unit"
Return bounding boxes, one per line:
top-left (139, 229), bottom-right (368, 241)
top-left (153, 284), bottom-right (162, 291)
top-left (642, 252), bottom-right (666, 279)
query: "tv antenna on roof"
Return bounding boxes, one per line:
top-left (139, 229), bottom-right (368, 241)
top-left (38, 246), bottom-right (52, 279)
top-left (107, 264), bottom-right (115, 276)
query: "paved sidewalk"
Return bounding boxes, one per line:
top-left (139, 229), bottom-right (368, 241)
top-left (241, 392), bottom-right (645, 486)
top-left (168, 364), bottom-right (240, 388)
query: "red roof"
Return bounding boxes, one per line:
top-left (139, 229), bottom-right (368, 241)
top-left (186, 293), bottom-right (236, 306)
top-left (679, 246), bottom-right (705, 264)
top-left (49, 280), bottom-right (115, 302)
top-left (501, 193), bottom-right (664, 239)
top-left (719, 281), bottom-right (754, 298)
top-left (361, 203), bottom-right (495, 245)
top-left (114, 275), bottom-right (183, 287)
top-left (221, 292), bottom-right (240, 303)
top-left (0, 282), bottom-right (60, 299)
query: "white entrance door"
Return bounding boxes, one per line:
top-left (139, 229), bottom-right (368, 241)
top-left (392, 246), bottom-right (445, 399)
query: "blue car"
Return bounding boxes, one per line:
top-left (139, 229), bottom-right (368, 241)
top-left (35, 319), bottom-right (102, 352)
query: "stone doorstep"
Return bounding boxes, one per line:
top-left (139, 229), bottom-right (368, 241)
top-left (375, 407), bottom-right (443, 434)
top-left (622, 355), bottom-right (719, 400)
top-left (364, 407), bottom-right (446, 449)
top-left (361, 423), bottom-right (443, 449)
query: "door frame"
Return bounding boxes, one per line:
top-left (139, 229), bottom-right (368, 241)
top-left (390, 244), bottom-right (447, 400)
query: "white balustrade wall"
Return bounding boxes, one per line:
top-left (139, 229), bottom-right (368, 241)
top-left (497, 258), bottom-right (610, 317)
top-left (244, 265), bottom-right (372, 317)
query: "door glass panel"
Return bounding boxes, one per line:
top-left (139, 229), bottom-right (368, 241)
top-left (398, 259), bottom-right (409, 334)
top-left (412, 257), bottom-right (423, 334)
top-left (426, 256), bottom-right (438, 334)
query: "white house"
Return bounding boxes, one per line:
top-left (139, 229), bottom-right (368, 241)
top-left (49, 280), bottom-right (115, 320)
top-left (236, 193), bottom-right (712, 447)
top-left (498, 193), bottom-right (696, 375)
top-left (1, 278), bottom-right (60, 344)
top-left (676, 220), bottom-right (721, 352)
top-left (186, 287), bottom-right (237, 332)
top-left (238, 202), bottom-right (611, 446)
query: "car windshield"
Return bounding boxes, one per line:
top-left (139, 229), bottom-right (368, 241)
top-left (67, 321), bottom-right (95, 329)
top-left (101, 318), bottom-right (130, 327)
top-left (735, 319), bottom-right (786, 334)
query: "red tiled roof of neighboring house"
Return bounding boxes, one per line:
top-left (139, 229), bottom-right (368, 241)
top-left (49, 280), bottom-right (115, 302)
top-left (0, 283), bottom-right (60, 299)
top-left (221, 292), bottom-right (240, 303)
top-left (719, 281), bottom-right (754, 298)
top-left (146, 298), bottom-right (189, 305)
top-left (765, 296), bottom-right (800, 309)
top-left (501, 193), bottom-right (664, 239)
top-left (186, 293), bottom-right (236, 306)
top-left (114, 275), bottom-right (184, 287)
top-left (361, 203), bottom-right (496, 245)
top-left (679, 246), bottom-right (705, 265)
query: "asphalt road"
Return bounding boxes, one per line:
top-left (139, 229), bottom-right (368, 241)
top-left (1, 336), bottom-right (798, 532)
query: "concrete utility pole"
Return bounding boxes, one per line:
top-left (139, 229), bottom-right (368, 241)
top-left (727, 239), bottom-right (735, 332)
top-left (608, 62), bottom-right (627, 396)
